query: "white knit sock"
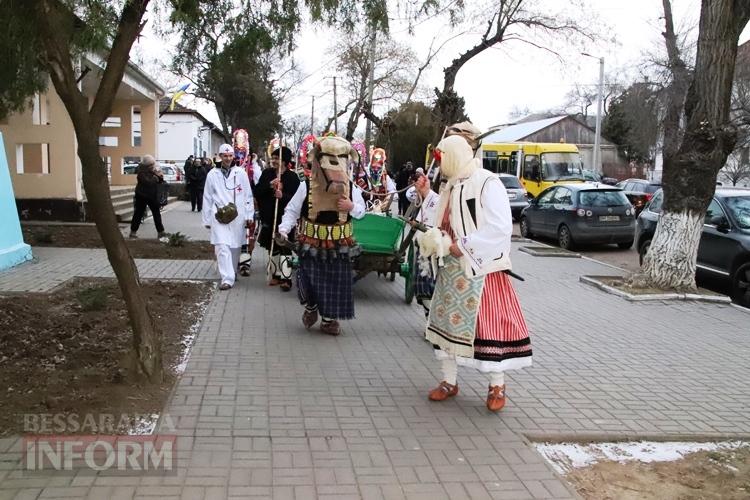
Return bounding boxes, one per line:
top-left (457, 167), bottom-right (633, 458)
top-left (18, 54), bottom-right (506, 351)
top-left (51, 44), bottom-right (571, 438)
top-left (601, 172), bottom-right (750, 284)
top-left (489, 372), bottom-right (505, 387)
top-left (441, 356), bottom-right (458, 385)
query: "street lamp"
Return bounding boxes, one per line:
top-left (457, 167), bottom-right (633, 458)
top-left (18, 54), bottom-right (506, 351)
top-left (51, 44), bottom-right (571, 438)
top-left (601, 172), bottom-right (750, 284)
top-left (582, 52), bottom-right (604, 172)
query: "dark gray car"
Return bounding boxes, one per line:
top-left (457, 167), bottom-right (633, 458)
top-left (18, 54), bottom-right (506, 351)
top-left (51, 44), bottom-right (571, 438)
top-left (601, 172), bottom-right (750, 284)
top-left (520, 183), bottom-right (636, 249)
top-left (498, 174), bottom-right (529, 220)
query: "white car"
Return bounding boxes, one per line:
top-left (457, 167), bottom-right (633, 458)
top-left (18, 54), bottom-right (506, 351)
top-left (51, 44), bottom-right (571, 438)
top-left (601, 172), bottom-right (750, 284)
top-left (157, 164), bottom-right (183, 183)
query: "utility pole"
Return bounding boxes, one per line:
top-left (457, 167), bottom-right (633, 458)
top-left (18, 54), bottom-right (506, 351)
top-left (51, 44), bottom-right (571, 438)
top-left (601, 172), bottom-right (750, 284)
top-left (363, 27), bottom-right (377, 152)
top-left (582, 52), bottom-right (605, 172)
top-left (333, 77), bottom-right (338, 134)
top-left (594, 57), bottom-right (604, 172)
top-left (310, 95), bottom-right (315, 135)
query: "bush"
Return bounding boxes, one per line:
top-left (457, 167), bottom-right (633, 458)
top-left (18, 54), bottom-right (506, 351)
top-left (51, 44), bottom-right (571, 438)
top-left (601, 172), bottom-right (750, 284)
top-left (166, 232), bottom-right (189, 247)
top-left (76, 286), bottom-right (109, 311)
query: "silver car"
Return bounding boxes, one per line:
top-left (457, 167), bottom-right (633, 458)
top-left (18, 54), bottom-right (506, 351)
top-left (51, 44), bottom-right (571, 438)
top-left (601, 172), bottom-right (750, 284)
top-left (157, 164), bottom-right (183, 183)
top-left (498, 174), bottom-right (529, 220)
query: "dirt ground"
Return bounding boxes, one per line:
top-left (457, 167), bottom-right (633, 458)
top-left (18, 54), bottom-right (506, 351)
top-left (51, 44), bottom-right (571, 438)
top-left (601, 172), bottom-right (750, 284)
top-left (566, 447), bottom-right (750, 500)
top-left (0, 278), bottom-right (213, 436)
top-left (22, 224), bottom-right (213, 260)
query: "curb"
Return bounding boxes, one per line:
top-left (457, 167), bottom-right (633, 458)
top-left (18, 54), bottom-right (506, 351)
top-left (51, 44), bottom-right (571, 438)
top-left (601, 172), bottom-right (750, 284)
top-left (520, 245), bottom-right (582, 258)
top-left (580, 275), bottom-right (732, 303)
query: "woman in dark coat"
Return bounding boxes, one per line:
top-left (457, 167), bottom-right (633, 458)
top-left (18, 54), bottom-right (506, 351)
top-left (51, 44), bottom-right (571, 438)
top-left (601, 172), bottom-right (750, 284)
top-left (129, 155), bottom-right (166, 238)
top-left (253, 146), bottom-right (300, 291)
top-left (187, 158), bottom-right (208, 212)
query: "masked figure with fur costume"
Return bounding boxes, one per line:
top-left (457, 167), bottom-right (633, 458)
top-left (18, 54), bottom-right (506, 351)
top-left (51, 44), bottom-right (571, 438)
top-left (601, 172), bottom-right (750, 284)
top-left (422, 128), bottom-right (532, 412)
top-left (254, 145), bottom-right (301, 291)
top-left (277, 136), bottom-right (366, 336)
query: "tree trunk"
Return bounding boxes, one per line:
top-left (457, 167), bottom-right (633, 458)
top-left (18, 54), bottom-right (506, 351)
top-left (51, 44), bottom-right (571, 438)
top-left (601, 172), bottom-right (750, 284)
top-left (75, 129), bottom-right (163, 381)
top-left (639, 210), bottom-right (704, 290)
top-left (640, 0), bottom-right (750, 290)
top-left (33, 0), bottom-right (163, 382)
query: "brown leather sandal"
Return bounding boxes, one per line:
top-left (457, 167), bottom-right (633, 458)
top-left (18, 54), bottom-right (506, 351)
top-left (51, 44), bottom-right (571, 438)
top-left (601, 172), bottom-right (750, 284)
top-left (486, 384), bottom-right (506, 412)
top-left (428, 381), bottom-right (459, 401)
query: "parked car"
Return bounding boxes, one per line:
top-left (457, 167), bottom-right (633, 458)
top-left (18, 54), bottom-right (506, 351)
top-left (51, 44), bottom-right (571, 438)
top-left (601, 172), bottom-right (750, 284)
top-left (123, 163), bottom-right (138, 175)
top-left (582, 169), bottom-right (618, 185)
top-left (616, 178), bottom-right (661, 215)
top-left (498, 173), bottom-right (529, 220)
top-left (635, 187), bottom-right (750, 307)
top-left (519, 183), bottom-right (636, 250)
top-left (157, 163), bottom-right (183, 183)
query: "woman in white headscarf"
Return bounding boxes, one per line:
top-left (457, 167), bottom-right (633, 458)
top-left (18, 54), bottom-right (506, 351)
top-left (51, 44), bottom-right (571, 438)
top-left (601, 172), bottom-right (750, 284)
top-left (422, 131), bottom-right (532, 412)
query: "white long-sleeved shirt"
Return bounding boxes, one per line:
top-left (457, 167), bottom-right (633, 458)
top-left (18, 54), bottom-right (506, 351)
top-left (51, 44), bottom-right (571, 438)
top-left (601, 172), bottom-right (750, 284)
top-left (202, 166), bottom-right (254, 247)
top-left (278, 182), bottom-right (366, 236)
top-left (406, 187), bottom-right (440, 227)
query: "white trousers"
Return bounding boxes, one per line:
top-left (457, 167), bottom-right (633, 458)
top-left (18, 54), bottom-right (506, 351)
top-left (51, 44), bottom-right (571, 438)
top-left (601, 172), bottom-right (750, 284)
top-left (215, 244), bottom-right (240, 286)
top-left (440, 356), bottom-right (505, 387)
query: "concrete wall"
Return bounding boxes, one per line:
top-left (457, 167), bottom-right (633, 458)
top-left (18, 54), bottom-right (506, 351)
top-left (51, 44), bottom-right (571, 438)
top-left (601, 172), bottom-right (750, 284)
top-left (0, 132), bottom-right (32, 270)
top-left (0, 86), bottom-right (79, 200)
top-left (159, 114), bottom-right (203, 162)
top-left (103, 98), bottom-right (159, 187)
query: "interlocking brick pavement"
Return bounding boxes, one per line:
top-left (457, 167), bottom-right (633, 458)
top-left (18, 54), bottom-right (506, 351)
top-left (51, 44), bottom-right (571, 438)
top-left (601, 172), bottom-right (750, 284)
top-left (2, 206), bottom-right (749, 499)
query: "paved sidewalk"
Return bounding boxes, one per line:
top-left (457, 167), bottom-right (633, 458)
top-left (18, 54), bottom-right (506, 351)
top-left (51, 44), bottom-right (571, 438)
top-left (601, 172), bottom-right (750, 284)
top-left (2, 208), bottom-right (750, 499)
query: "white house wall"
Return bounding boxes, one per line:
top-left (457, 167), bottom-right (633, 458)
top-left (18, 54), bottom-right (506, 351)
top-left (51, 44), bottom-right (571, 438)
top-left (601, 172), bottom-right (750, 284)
top-left (159, 114), bottom-right (204, 163)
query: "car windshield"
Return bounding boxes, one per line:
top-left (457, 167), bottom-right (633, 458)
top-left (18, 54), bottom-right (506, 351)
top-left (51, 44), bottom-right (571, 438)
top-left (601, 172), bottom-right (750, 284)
top-left (541, 152), bottom-right (585, 181)
top-left (645, 184), bottom-right (661, 194)
top-left (578, 190), bottom-right (630, 207)
top-left (723, 195), bottom-right (750, 229)
top-left (499, 176), bottom-right (522, 189)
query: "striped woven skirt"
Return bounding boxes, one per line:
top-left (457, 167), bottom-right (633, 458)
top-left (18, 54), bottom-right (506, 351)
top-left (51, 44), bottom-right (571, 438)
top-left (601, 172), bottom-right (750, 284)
top-left (427, 256), bottom-right (532, 373)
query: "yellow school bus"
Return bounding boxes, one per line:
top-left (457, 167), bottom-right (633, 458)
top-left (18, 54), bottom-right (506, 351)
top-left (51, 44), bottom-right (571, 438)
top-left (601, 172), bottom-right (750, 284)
top-left (481, 142), bottom-right (585, 198)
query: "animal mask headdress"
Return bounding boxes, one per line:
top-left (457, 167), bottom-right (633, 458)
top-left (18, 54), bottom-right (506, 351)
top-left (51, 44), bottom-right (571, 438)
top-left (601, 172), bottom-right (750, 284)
top-left (307, 136), bottom-right (358, 223)
top-left (297, 134), bottom-right (317, 179)
top-left (446, 121), bottom-right (482, 157)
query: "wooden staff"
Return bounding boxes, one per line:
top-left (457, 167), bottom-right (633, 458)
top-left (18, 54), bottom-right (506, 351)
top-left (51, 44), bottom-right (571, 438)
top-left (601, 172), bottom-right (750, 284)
top-left (267, 133), bottom-right (284, 284)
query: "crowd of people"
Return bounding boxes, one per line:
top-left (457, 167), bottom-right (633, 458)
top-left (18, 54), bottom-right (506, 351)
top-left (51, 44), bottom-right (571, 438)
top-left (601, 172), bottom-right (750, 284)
top-left (134, 123), bottom-right (531, 412)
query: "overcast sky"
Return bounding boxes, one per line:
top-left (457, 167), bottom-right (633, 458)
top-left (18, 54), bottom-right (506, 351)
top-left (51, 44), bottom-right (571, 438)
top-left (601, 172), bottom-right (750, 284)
top-left (136, 0), bottom-right (750, 138)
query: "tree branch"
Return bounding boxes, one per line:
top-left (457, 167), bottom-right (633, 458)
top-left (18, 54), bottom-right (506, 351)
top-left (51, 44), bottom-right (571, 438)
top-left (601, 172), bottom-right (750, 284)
top-left (90, 0), bottom-right (151, 126)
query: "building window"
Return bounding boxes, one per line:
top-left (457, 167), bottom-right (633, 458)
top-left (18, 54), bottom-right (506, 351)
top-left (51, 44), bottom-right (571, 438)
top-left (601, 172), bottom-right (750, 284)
top-left (102, 156), bottom-right (112, 180)
top-left (103, 116), bottom-right (122, 127)
top-left (132, 106), bottom-right (141, 147)
top-left (99, 136), bottom-right (119, 147)
top-left (31, 93), bottom-right (49, 125)
top-left (15, 143), bottom-right (50, 174)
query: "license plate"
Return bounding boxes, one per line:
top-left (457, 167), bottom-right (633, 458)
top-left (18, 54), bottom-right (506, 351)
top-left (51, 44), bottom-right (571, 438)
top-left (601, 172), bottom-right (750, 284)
top-left (507, 193), bottom-right (517, 200)
top-left (599, 215), bottom-right (620, 222)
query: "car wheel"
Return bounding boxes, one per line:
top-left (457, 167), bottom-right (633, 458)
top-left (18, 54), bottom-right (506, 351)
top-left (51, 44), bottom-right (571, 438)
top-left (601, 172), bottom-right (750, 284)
top-left (617, 240), bottom-right (633, 250)
top-left (520, 216), bottom-right (533, 238)
top-left (639, 240), bottom-right (651, 267)
top-left (557, 224), bottom-right (575, 250)
top-left (731, 263), bottom-right (750, 308)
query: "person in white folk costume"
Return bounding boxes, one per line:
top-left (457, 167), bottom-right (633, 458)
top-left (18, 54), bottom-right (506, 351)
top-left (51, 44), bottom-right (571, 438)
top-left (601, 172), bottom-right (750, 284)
top-left (202, 143), bottom-right (254, 290)
top-left (421, 130), bottom-right (532, 412)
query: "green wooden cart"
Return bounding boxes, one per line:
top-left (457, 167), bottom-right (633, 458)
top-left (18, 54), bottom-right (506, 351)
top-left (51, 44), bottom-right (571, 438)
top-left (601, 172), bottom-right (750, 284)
top-left (352, 213), bottom-right (420, 303)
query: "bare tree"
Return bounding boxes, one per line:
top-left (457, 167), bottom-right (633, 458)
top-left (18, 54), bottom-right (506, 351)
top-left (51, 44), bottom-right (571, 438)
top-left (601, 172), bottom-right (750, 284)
top-left (328, 31), bottom-right (417, 140)
top-left (431, 0), bottom-right (596, 143)
top-left (637, 0), bottom-right (750, 291)
top-left (720, 152), bottom-right (750, 186)
top-left (563, 77), bottom-right (622, 120)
